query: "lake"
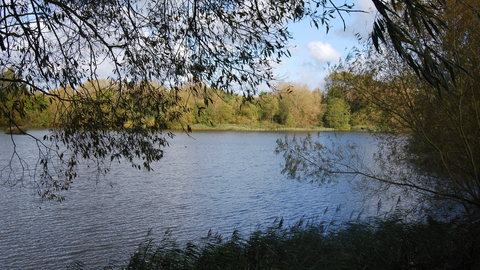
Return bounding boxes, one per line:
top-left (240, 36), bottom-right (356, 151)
top-left (0, 130), bottom-right (391, 269)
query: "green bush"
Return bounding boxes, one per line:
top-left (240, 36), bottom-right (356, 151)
top-left (324, 98), bottom-right (350, 130)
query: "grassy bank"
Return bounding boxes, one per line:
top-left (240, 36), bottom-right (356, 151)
top-left (1, 124), bottom-right (381, 133)
top-left (171, 124), bottom-right (381, 132)
top-left (110, 216), bottom-right (479, 270)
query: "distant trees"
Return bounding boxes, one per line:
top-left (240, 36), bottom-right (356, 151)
top-left (1, 79), bottom-right (335, 131)
top-left (269, 82), bottom-right (324, 128)
top-left (258, 92), bottom-right (279, 124)
top-left (179, 81), bottom-right (326, 129)
top-left (322, 71), bottom-right (386, 129)
top-left (324, 98), bottom-right (350, 131)
top-left (6, 69), bottom-right (406, 132)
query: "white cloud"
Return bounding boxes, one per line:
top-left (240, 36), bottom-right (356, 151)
top-left (308, 41), bottom-right (341, 63)
top-left (337, 0), bottom-right (377, 40)
top-left (352, 0), bottom-right (377, 38)
top-left (333, 0), bottom-right (377, 41)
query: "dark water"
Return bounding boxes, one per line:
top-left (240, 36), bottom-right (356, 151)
top-left (0, 130), bottom-right (384, 269)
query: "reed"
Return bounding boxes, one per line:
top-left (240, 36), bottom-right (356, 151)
top-left (123, 216), bottom-right (479, 270)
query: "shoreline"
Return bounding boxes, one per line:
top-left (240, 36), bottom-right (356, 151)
top-left (1, 124), bottom-right (381, 133)
top-left (169, 124), bottom-right (379, 132)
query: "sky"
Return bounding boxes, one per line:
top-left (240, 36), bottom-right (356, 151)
top-left (93, 0), bottom-right (377, 93)
top-left (272, 0), bottom-right (377, 92)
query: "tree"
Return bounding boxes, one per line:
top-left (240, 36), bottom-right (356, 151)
top-left (258, 93), bottom-right (279, 124)
top-left (277, 0), bottom-right (480, 219)
top-left (324, 71), bottom-right (382, 127)
top-left (269, 81), bottom-right (324, 128)
top-left (324, 97), bottom-right (350, 130)
top-left (1, 0), bottom-right (358, 199)
top-left (0, 67), bottom-right (30, 126)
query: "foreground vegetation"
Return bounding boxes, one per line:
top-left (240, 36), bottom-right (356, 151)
top-left (75, 216), bottom-right (479, 270)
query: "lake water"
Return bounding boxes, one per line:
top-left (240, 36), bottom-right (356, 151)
top-left (0, 130), bottom-right (390, 269)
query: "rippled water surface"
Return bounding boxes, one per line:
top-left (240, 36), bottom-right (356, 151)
top-left (1, 130), bottom-right (379, 269)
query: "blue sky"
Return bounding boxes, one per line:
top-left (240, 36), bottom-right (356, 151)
top-left (272, 0), bottom-right (376, 91)
top-left (93, 0), bottom-right (377, 92)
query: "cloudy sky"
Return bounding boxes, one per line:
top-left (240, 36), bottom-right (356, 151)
top-left (95, 0), bottom-right (377, 93)
top-left (273, 0), bottom-right (377, 91)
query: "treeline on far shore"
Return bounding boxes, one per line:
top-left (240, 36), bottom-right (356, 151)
top-left (1, 76), bottom-right (390, 132)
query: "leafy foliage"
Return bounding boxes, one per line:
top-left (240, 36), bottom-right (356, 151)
top-left (370, 0), bottom-right (460, 95)
top-left (324, 98), bottom-right (350, 130)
